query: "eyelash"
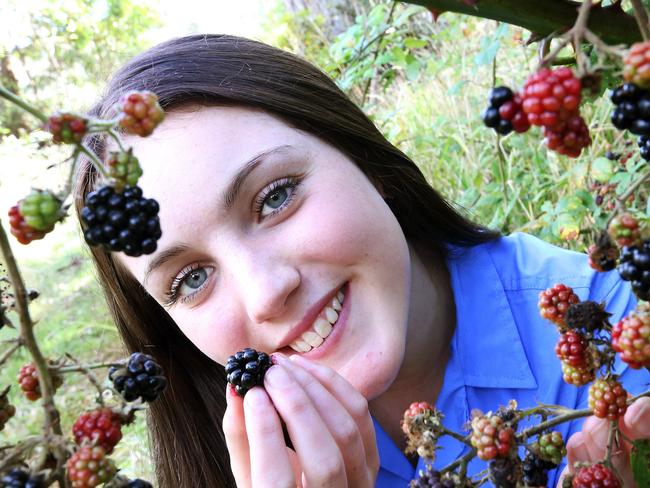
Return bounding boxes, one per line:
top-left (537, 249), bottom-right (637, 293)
top-left (163, 175), bottom-right (304, 307)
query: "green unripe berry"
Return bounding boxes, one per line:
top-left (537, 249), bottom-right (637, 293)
top-left (19, 190), bottom-right (62, 231)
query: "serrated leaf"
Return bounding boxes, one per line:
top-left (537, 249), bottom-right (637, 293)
top-left (631, 439), bottom-right (650, 486)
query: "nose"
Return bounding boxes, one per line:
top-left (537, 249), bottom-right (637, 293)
top-left (227, 247), bottom-right (301, 325)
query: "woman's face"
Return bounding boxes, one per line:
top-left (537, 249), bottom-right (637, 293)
top-left (117, 106), bottom-right (412, 399)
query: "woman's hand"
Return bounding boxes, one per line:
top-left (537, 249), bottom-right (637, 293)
top-left (223, 354), bottom-right (380, 488)
top-left (559, 397), bottom-right (650, 487)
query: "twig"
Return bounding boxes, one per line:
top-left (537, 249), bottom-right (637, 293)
top-left (605, 169), bottom-right (650, 227)
top-left (361, 1), bottom-right (398, 106)
top-left (62, 353), bottom-right (106, 405)
top-left (572, 0), bottom-right (593, 75)
top-left (55, 361), bottom-right (123, 374)
top-left (604, 420), bottom-right (618, 466)
top-left (0, 338), bottom-right (23, 368)
top-left (631, 0), bottom-right (650, 41)
top-left (0, 85), bottom-right (48, 124)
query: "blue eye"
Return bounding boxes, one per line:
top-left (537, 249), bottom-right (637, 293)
top-left (255, 176), bottom-right (302, 219)
top-left (164, 264), bottom-right (215, 307)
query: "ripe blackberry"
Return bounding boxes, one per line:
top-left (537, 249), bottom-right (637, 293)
top-left (532, 431), bottom-right (566, 466)
top-left (72, 407), bottom-right (123, 454)
top-left (46, 112), bottom-right (88, 144)
top-left (555, 330), bottom-right (593, 368)
top-left (117, 90), bottom-right (165, 137)
top-left (482, 86), bottom-right (530, 135)
top-left (522, 67), bottom-right (582, 129)
top-left (587, 232), bottom-right (619, 272)
top-left (410, 466), bottom-right (456, 488)
top-left (109, 352), bottom-right (167, 402)
top-left (616, 240), bottom-right (650, 301)
top-left (611, 302), bottom-right (650, 369)
top-left (623, 41), bottom-right (650, 89)
top-left (0, 468), bottom-right (45, 488)
top-left (572, 463), bottom-right (621, 488)
top-left (488, 457), bottom-right (522, 488)
top-left (8, 204), bottom-right (50, 245)
top-left (17, 363), bottom-right (63, 401)
top-left (566, 301), bottom-right (611, 333)
top-left (543, 114), bottom-right (591, 158)
top-left (538, 284), bottom-right (580, 329)
top-left (0, 386), bottom-right (16, 431)
top-left (470, 413), bottom-right (515, 461)
top-left (127, 480), bottom-right (153, 488)
top-left (610, 82), bottom-right (650, 135)
top-left (522, 452), bottom-right (556, 487)
top-left (608, 213), bottom-right (642, 248)
top-left (225, 348), bottom-right (272, 397)
top-left (588, 377), bottom-right (628, 420)
top-left (402, 401), bottom-right (443, 460)
top-left (106, 149), bottom-right (143, 191)
top-left (81, 184), bottom-right (161, 257)
top-left (66, 445), bottom-right (117, 488)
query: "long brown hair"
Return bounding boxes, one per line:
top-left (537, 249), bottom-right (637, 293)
top-left (75, 34), bottom-right (499, 487)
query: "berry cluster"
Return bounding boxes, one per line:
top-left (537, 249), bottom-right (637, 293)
top-left (538, 283), bottom-right (580, 328)
top-left (117, 90), bottom-right (165, 137)
top-left (610, 83), bottom-right (650, 136)
top-left (482, 86), bottom-right (530, 135)
top-left (0, 387), bottom-right (16, 431)
top-left (612, 301), bottom-right (650, 369)
top-left (17, 363), bottom-right (63, 401)
top-left (410, 466), bottom-right (457, 488)
top-left (623, 41), bottom-right (650, 89)
top-left (66, 445), bottom-right (117, 488)
top-left (572, 463), bottom-right (621, 488)
top-left (81, 185), bottom-right (161, 257)
top-left (1, 468), bottom-right (44, 488)
top-left (608, 213), bottom-right (642, 248)
top-left (72, 407), bottom-right (123, 454)
top-left (522, 452), bottom-right (556, 487)
top-left (555, 330), bottom-right (593, 368)
top-left (617, 240), bottom-right (650, 301)
top-left (487, 457), bottom-right (521, 488)
top-left (588, 377), bottom-right (628, 420)
top-left (401, 401), bottom-right (443, 460)
top-left (226, 348), bottom-right (273, 397)
top-left (639, 136), bottom-right (650, 162)
top-left (469, 413), bottom-right (515, 461)
top-left (8, 204), bottom-right (51, 245)
top-left (587, 233), bottom-right (619, 272)
top-left (19, 190), bottom-right (63, 232)
top-left (127, 480), bottom-right (153, 488)
top-left (532, 431), bottom-right (566, 466)
top-left (46, 112), bottom-right (88, 144)
top-left (106, 149), bottom-right (143, 190)
top-left (109, 352), bottom-right (167, 402)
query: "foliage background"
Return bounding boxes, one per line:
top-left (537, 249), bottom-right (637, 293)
top-left (1, 0), bottom-right (647, 482)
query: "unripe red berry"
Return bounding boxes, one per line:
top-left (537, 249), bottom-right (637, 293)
top-left (588, 377), bottom-right (628, 420)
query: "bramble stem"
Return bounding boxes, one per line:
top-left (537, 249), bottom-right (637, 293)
top-left (78, 144), bottom-right (110, 180)
top-left (0, 85), bottom-right (48, 124)
top-left (631, 0), bottom-right (650, 41)
top-left (604, 420), bottom-right (618, 466)
top-left (55, 361), bottom-right (123, 374)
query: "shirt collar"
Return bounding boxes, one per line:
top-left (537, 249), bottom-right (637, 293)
top-left (446, 242), bottom-right (537, 389)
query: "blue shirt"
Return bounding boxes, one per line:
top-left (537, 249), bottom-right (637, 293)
top-left (374, 233), bottom-right (649, 487)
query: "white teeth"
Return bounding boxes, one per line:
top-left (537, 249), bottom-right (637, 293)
top-left (290, 338), bottom-right (311, 353)
top-left (331, 297), bottom-right (342, 311)
top-left (324, 307), bottom-right (338, 324)
top-left (303, 331), bottom-right (324, 347)
top-left (337, 290), bottom-right (344, 303)
top-left (314, 317), bottom-right (333, 338)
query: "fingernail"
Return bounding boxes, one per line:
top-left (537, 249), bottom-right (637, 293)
top-left (264, 364), bottom-right (288, 388)
top-left (270, 352), bottom-right (287, 364)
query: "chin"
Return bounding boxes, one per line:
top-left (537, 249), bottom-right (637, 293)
top-left (340, 345), bottom-right (405, 401)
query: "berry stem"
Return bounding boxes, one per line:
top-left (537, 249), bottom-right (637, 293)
top-left (0, 338), bottom-right (23, 369)
top-left (54, 361), bottom-right (124, 374)
top-left (605, 169), bottom-right (650, 227)
top-left (106, 128), bottom-right (127, 153)
top-left (62, 353), bottom-right (106, 405)
top-left (439, 446), bottom-right (477, 475)
top-left (78, 144), bottom-right (110, 180)
top-left (441, 426), bottom-right (474, 447)
top-left (603, 420), bottom-right (618, 466)
top-left (0, 221), bottom-right (63, 438)
top-left (0, 85), bottom-right (48, 124)
top-left (630, 0), bottom-right (650, 41)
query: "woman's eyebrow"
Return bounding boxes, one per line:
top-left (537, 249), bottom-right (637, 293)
top-left (143, 244), bottom-right (190, 287)
top-left (222, 144), bottom-right (294, 210)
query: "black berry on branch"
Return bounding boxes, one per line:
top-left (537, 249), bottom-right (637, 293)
top-left (46, 112), bottom-right (88, 144)
top-left (106, 149), bottom-right (143, 191)
top-left (0, 468), bottom-right (45, 488)
top-left (488, 457), bottom-right (522, 488)
top-left (81, 184), bottom-right (161, 257)
top-left (532, 431), bottom-right (566, 466)
top-left (72, 407), bottom-right (124, 454)
top-left (470, 413), bottom-right (515, 461)
top-left (617, 240), bottom-right (650, 301)
top-left (225, 348), bottom-right (272, 397)
top-left (8, 204), bottom-right (51, 245)
top-left (588, 377), bottom-right (628, 420)
top-left (0, 386), bottom-right (16, 431)
top-left (117, 90), bottom-right (165, 137)
top-left (17, 363), bottom-right (63, 401)
top-left (587, 232), bottom-right (619, 273)
top-left (612, 301), bottom-right (650, 369)
top-left (623, 41), bottom-right (650, 90)
top-left (522, 452), bottom-right (556, 487)
top-left (572, 463), bottom-right (621, 488)
top-left (565, 301), bottom-right (611, 333)
top-left (538, 284), bottom-right (580, 329)
top-left (65, 445), bottom-right (117, 488)
top-left (639, 136), bottom-right (650, 162)
top-left (482, 86), bottom-right (530, 135)
top-left (409, 465), bottom-right (456, 488)
top-left (127, 480), bottom-right (154, 488)
top-left (19, 189), bottom-right (63, 232)
top-left (108, 352), bottom-right (167, 402)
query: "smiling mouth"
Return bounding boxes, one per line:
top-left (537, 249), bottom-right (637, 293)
top-left (288, 287), bottom-right (345, 353)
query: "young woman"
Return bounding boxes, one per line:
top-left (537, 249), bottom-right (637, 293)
top-left (75, 34), bottom-right (650, 487)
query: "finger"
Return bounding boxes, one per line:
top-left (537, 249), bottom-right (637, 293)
top-left (578, 417), bottom-right (634, 486)
top-left (566, 431), bottom-right (591, 473)
top-left (276, 355), bottom-right (373, 486)
top-left (223, 384), bottom-right (252, 488)
top-left (244, 386), bottom-right (297, 488)
top-left (287, 354), bottom-right (379, 475)
top-left (264, 363), bottom-right (347, 487)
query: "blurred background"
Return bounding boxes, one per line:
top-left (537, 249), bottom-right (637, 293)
top-left (0, 0), bottom-right (634, 482)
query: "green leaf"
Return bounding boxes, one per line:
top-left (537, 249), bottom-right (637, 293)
top-left (631, 439), bottom-right (650, 487)
top-left (591, 157), bottom-right (614, 182)
top-left (404, 37), bottom-right (427, 49)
